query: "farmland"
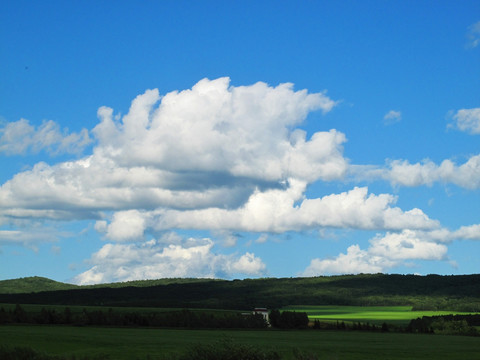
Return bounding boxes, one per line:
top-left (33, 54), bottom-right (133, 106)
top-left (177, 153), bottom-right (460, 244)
top-left (2, 325), bottom-right (480, 360)
top-left (2, 302), bottom-right (478, 328)
top-left (1, 274), bottom-right (480, 359)
top-left (284, 305), bottom-right (479, 326)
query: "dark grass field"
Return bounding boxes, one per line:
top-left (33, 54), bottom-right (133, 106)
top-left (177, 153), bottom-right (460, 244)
top-left (1, 325), bottom-right (480, 360)
top-left (0, 303), bottom-right (240, 316)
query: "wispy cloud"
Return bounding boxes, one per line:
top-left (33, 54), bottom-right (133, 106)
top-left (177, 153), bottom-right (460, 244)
top-left (383, 110), bottom-right (401, 125)
top-left (451, 108), bottom-right (480, 135)
top-left (0, 224), bottom-right (62, 252)
top-left (0, 119), bottom-right (92, 156)
top-left (350, 154), bottom-right (480, 189)
top-left (466, 21), bottom-right (480, 49)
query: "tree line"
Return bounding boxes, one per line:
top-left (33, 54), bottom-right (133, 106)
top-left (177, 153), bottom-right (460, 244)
top-left (0, 305), bottom-right (267, 329)
top-left (311, 319), bottom-right (391, 333)
top-left (0, 305), bottom-right (318, 331)
top-left (269, 309), bottom-right (309, 329)
top-left (407, 314), bottom-right (480, 336)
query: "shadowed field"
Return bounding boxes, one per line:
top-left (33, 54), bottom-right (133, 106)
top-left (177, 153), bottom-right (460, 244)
top-left (1, 325), bottom-right (480, 360)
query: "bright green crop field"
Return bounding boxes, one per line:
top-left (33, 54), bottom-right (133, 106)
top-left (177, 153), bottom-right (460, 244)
top-left (283, 305), bottom-right (479, 326)
top-left (2, 325), bottom-right (480, 360)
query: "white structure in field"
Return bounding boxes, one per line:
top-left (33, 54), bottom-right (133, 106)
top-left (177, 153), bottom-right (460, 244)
top-left (253, 307), bottom-right (269, 323)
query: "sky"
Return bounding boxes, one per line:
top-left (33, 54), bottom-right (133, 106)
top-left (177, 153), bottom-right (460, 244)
top-left (1, 1), bottom-right (479, 285)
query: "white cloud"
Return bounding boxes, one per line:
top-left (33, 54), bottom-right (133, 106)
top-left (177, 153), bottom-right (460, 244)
top-left (452, 108), bottom-right (480, 135)
top-left (388, 156), bottom-right (480, 189)
top-left (0, 78), bottom-right (344, 224)
top-left (152, 184), bottom-right (438, 233)
top-left (301, 223), bottom-right (480, 277)
top-left (228, 252), bottom-right (266, 275)
top-left (105, 210), bottom-right (146, 242)
top-left (211, 230), bottom-right (239, 247)
top-left (466, 21), bottom-right (480, 48)
top-left (93, 77), bottom-right (342, 183)
top-left (301, 230), bottom-right (446, 276)
top-left (0, 155), bottom-right (250, 220)
top-left (94, 220), bottom-right (108, 233)
top-left (383, 110), bottom-right (401, 125)
top-left (368, 230), bottom-right (448, 261)
top-left (72, 235), bottom-right (266, 285)
top-left (302, 245), bottom-right (386, 276)
top-left (453, 224), bottom-right (480, 240)
top-left (255, 234), bottom-right (269, 244)
top-left (0, 118), bottom-right (91, 155)
top-left (0, 226), bottom-right (60, 251)
top-left (1, 77), bottom-right (467, 281)
top-left (352, 154), bottom-right (480, 189)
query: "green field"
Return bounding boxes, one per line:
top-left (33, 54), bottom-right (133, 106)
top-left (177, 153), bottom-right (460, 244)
top-left (284, 305), bottom-right (479, 326)
top-left (3, 303), bottom-right (478, 327)
top-left (1, 325), bottom-right (480, 360)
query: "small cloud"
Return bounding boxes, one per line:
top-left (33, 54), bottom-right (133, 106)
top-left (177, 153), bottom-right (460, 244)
top-left (383, 110), bottom-right (401, 125)
top-left (449, 260), bottom-right (458, 269)
top-left (51, 245), bottom-right (61, 255)
top-left (0, 227), bottom-right (59, 249)
top-left (94, 220), bottom-right (108, 234)
top-left (466, 21), bottom-right (480, 49)
top-left (452, 108), bottom-right (480, 135)
top-left (105, 210), bottom-right (146, 242)
top-left (222, 233), bottom-right (238, 247)
top-left (255, 234), bottom-right (268, 244)
top-left (212, 230), bottom-right (240, 247)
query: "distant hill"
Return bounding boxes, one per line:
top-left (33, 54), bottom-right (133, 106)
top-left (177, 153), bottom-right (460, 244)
top-left (0, 276), bottom-right (78, 294)
top-left (0, 274), bottom-right (479, 312)
top-left (0, 276), bottom-right (219, 294)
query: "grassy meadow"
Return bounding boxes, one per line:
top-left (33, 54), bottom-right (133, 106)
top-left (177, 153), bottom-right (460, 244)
top-left (2, 325), bottom-right (480, 360)
top-left (283, 305), bottom-right (479, 326)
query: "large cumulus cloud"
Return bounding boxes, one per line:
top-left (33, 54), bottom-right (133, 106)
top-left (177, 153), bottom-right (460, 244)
top-left (93, 77), bottom-right (342, 182)
top-left (0, 78), bottom-right (344, 221)
top-left (0, 77), bottom-right (347, 282)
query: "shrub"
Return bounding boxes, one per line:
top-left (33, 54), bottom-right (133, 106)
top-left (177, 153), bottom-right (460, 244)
top-left (0, 346), bottom-right (59, 360)
top-left (175, 338), bottom-right (281, 360)
top-left (0, 346), bottom-right (110, 360)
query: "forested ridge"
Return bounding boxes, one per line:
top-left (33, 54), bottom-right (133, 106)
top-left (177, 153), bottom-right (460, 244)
top-left (0, 276), bottom-right (217, 294)
top-left (1, 274), bottom-right (479, 311)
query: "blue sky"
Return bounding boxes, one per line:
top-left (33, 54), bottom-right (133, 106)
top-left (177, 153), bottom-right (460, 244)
top-left (1, 1), bottom-right (479, 284)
